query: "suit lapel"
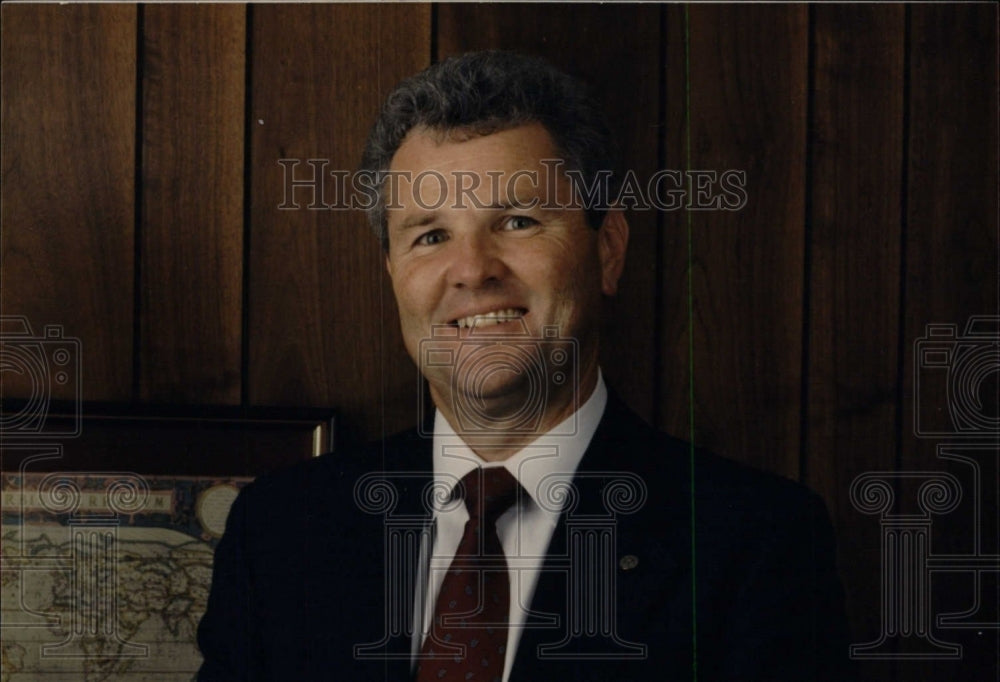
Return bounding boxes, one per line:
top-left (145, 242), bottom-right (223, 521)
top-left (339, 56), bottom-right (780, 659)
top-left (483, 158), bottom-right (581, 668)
top-left (376, 395), bottom-right (691, 680)
top-left (511, 393), bottom-right (624, 676)
top-left (348, 428), bottom-right (434, 679)
top-left (510, 392), bottom-right (690, 680)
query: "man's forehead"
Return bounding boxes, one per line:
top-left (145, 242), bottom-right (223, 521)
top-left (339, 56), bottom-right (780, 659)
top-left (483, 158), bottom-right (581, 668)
top-left (389, 122), bottom-right (561, 173)
top-left (384, 169), bottom-right (553, 228)
top-left (379, 122), bottom-right (590, 236)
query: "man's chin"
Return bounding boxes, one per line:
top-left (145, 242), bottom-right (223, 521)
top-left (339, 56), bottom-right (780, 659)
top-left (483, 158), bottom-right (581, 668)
top-left (436, 373), bottom-right (546, 428)
top-left (453, 372), bottom-right (531, 407)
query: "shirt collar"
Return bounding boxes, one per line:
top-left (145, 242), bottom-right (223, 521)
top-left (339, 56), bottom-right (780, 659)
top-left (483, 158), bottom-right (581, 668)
top-left (431, 371), bottom-right (608, 516)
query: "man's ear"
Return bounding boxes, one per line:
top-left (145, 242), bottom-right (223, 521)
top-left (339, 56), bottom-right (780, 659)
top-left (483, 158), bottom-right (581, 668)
top-left (598, 209), bottom-right (629, 296)
top-left (385, 253), bottom-right (394, 278)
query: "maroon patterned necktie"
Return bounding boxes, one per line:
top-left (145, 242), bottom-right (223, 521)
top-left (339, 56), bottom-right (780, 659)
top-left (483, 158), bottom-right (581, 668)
top-left (416, 467), bottom-right (519, 682)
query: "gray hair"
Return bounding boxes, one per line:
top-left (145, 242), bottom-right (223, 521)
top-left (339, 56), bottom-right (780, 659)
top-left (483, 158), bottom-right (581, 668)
top-left (359, 50), bottom-right (619, 250)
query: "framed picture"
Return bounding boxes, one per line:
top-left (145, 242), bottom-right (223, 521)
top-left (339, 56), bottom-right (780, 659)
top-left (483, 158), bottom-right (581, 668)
top-left (1, 404), bottom-right (334, 679)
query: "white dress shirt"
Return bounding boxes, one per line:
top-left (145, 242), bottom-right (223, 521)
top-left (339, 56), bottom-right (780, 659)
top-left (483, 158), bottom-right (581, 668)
top-left (412, 372), bottom-right (608, 681)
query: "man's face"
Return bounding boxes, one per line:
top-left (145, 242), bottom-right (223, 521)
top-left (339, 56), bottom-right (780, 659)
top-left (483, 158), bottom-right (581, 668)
top-left (384, 123), bottom-right (627, 427)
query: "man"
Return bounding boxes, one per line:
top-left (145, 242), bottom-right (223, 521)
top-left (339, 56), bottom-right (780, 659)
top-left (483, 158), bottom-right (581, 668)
top-left (198, 50), bottom-right (851, 681)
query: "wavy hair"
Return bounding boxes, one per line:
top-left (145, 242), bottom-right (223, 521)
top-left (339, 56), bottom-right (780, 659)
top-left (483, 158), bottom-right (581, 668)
top-left (359, 50), bottom-right (619, 249)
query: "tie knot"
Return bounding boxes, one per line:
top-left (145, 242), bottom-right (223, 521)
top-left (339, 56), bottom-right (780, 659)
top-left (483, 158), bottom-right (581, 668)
top-left (458, 467), bottom-right (519, 521)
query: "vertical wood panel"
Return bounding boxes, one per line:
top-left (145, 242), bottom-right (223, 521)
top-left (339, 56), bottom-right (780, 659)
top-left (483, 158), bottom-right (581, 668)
top-left (807, 5), bottom-right (905, 672)
top-left (437, 4), bottom-right (663, 424)
top-left (658, 6), bottom-right (695, 440)
top-left (899, 5), bottom-right (998, 678)
top-left (140, 5), bottom-right (245, 404)
top-left (663, 5), bottom-right (809, 478)
top-left (1, 4), bottom-right (136, 401)
top-left (249, 4), bottom-right (430, 441)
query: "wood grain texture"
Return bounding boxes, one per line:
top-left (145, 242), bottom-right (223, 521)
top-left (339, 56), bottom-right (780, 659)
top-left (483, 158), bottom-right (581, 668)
top-left (1, 4), bottom-right (136, 402)
top-left (806, 4), bottom-right (906, 668)
top-left (0, 6), bottom-right (994, 679)
top-left (658, 6), bottom-right (695, 441)
top-left (665, 5), bottom-right (809, 478)
top-left (437, 3), bottom-right (663, 424)
top-left (897, 4), bottom-right (999, 677)
top-left (248, 4), bottom-right (430, 442)
top-left (139, 5), bottom-right (245, 404)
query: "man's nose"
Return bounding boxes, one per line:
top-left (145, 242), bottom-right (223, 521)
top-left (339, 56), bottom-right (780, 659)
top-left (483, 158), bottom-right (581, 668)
top-left (446, 232), bottom-right (507, 289)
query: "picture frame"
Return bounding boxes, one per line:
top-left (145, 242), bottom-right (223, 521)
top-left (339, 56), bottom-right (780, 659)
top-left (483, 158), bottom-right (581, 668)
top-left (1, 403), bottom-right (335, 678)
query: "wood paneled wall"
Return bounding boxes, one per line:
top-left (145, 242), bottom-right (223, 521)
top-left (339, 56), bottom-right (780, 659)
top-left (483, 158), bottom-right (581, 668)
top-left (2, 4), bottom-right (997, 680)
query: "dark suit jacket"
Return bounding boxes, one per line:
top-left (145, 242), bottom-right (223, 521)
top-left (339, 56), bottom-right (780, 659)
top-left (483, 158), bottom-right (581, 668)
top-left (198, 393), bottom-right (853, 681)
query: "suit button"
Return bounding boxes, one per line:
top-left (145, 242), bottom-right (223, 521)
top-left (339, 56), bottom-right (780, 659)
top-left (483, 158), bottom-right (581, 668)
top-left (619, 554), bottom-right (639, 571)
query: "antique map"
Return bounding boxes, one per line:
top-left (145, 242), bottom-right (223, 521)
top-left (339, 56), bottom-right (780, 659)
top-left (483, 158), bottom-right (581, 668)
top-left (1, 474), bottom-right (249, 681)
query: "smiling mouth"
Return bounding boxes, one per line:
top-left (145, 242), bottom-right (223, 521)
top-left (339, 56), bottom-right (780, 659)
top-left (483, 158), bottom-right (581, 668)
top-left (450, 308), bottom-right (528, 329)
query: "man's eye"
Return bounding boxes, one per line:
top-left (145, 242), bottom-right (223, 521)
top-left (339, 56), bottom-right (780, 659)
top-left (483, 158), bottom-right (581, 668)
top-left (415, 230), bottom-right (447, 246)
top-left (502, 216), bottom-right (538, 231)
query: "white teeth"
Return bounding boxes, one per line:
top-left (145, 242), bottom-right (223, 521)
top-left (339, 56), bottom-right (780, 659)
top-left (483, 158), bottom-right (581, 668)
top-left (456, 308), bottom-right (524, 329)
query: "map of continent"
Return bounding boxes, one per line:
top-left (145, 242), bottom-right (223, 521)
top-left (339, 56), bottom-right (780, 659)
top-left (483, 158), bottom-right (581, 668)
top-left (1, 474), bottom-right (248, 681)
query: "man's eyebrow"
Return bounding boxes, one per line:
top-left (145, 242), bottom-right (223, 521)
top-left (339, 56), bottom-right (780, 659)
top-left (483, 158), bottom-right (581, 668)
top-left (396, 214), bottom-right (437, 231)
top-left (490, 196), bottom-right (542, 210)
top-left (392, 193), bottom-right (545, 231)
top-left (482, 187), bottom-right (545, 210)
